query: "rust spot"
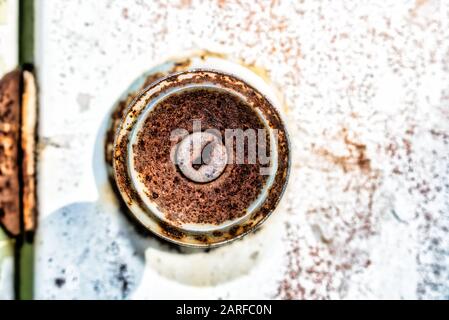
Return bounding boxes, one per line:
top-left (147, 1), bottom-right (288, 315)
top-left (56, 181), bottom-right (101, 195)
top-left (158, 221), bottom-right (185, 240)
top-left (212, 230), bottom-right (223, 237)
top-left (229, 226), bottom-right (240, 236)
top-left (315, 128), bottom-right (371, 173)
top-left (194, 234), bottom-right (208, 243)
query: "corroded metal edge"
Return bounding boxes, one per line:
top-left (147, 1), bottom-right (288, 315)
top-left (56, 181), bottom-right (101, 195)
top-left (21, 70), bottom-right (37, 233)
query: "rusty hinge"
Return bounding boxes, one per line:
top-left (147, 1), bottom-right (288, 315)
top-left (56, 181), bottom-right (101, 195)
top-left (0, 69), bottom-right (37, 238)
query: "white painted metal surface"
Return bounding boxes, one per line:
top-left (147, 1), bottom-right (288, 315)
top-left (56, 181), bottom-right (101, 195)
top-left (0, 0), bottom-right (17, 75)
top-left (0, 0), bottom-right (17, 301)
top-left (35, 0), bottom-right (449, 299)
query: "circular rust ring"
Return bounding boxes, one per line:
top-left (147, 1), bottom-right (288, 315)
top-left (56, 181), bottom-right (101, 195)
top-left (113, 69), bottom-right (290, 247)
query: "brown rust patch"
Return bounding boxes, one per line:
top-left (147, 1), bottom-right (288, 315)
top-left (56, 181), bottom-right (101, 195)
top-left (315, 128), bottom-right (371, 173)
top-left (158, 221), bottom-right (185, 240)
top-left (194, 234), bottom-right (208, 243)
top-left (133, 87), bottom-right (268, 225)
top-left (0, 70), bottom-right (22, 237)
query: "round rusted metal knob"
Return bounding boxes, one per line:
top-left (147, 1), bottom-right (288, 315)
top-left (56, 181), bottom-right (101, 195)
top-left (111, 65), bottom-right (290, 248)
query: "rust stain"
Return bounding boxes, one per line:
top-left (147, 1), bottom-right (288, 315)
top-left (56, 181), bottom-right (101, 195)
top-left (410, 0), bottom-right (429, 17)
top-left (315, 128), bottom-right (371, 173)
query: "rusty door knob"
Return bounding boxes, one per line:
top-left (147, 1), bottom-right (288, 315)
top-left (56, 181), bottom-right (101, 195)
top-left (112, 69), bottom-right (290, 247)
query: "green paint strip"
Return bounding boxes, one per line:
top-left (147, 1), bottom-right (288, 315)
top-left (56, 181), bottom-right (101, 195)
top-left (19, 240), bottom-right (34, 300)
top-left (19, 0), bottom-right (34, 66)
top-left (17, 0), bottom-right (35, 300)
